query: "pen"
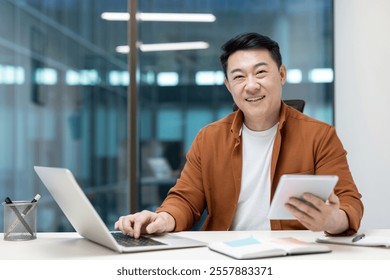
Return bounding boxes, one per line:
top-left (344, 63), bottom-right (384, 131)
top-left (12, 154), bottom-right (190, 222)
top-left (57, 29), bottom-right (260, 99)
top-left (352, 233), bottom-right (365, 243)
top-left (4, 197), bottom-right (34, 236)
top-left (4, 194), bottom-right (41, 239)
top-left (22, 194), bottom-right (41, 216)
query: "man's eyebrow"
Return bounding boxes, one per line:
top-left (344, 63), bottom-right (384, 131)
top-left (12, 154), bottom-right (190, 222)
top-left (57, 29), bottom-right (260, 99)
top-left (254, 62), bottom-right (268, 68)
top-left (229, 62), bottom-right (268, 74)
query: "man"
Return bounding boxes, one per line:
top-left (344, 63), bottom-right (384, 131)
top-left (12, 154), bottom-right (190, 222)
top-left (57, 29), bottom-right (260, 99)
top-left (115, 32), bottom-right (363, 238)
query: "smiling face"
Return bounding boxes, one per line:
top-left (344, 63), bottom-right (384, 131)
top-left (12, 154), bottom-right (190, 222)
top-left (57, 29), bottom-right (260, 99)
top-left (224, 48), bottom-right (286, 131)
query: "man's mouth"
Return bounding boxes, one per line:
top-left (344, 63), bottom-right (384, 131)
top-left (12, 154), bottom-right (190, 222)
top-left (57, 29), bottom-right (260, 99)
top-left (245, 96), bottom-right (265, 102)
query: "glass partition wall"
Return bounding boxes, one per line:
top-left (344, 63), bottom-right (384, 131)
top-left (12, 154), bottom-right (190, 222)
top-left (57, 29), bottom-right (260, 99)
top-left (0, 0), bottom-right (129, 231)
top-left (0, 0), bottom-right (333, 231)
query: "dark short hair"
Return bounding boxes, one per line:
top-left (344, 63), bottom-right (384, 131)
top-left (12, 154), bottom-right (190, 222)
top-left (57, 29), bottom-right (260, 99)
top-left (219, 32), bottom-right (282, 77)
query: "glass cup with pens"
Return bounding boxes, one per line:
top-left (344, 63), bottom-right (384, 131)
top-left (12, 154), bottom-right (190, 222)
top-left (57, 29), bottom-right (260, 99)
top-left (2, 194), bottom-right (41, 241)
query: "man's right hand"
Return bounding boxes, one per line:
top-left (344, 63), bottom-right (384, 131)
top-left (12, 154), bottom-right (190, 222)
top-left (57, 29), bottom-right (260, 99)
top-left (114, 210), bottom-right (175, 239)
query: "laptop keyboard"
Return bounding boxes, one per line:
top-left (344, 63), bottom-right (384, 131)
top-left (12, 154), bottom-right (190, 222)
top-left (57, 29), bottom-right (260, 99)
top-left (112, 232), bottom-right (165, 247)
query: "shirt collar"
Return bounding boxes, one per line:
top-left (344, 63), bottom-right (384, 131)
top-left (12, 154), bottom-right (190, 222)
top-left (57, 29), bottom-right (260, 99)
top-left (230, 101), bottom-right (288, 138)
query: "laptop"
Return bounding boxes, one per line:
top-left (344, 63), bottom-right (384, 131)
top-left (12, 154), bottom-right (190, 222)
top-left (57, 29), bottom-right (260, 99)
top-left (34, 166), bottom-right (206, 253)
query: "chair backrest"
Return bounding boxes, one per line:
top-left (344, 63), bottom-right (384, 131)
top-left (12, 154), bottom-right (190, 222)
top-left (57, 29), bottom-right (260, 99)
top-left (232, 99), bottom-right (305, 113)
top-left (283, 99), bottom-right (305, 113)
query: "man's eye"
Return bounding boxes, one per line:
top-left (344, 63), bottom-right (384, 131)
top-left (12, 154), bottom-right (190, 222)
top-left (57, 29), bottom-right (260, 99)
top-left (233, 75), bottom-right (244, 80)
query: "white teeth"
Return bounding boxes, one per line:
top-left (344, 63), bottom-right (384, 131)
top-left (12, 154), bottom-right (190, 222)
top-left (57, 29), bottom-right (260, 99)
top-left (246, 96), bottom-right (265, 102)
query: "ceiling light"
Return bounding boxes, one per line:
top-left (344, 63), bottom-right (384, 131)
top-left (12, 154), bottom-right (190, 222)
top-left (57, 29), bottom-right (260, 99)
top-left (308, 68), bottom-right (334, 83)
top-left (116, 46), bottom-right (130, 54)
top-left (138, 13), bottom-right (216, 22)
top-left (195, 71), bottom-right (225, 86)
top-left (157, 72), bottom-right (179, 86)
top-left (116, 42), bottom-right (209, 53)
top-left (140, 42), bottom-right (209, 52)
top-left (101, 12), bottom-right (130, 21)
top-left (101, 12), bottom-right (216, 22)
top-left (286, 69), bottom-right (302, 84)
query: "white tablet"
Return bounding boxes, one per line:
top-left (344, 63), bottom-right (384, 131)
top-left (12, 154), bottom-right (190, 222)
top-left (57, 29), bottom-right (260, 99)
top-left (267, 174), bottom-right (339, 220)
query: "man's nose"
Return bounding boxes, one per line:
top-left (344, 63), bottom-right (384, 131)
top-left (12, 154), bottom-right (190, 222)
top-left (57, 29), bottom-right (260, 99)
top-left (245, 75), bottom-right (260, 92)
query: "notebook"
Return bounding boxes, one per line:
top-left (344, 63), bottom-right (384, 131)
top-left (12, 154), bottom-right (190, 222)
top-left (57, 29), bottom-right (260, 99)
top-left (208, 236), bottom-right (331, 259)
top-left (34, 166), bottom-right (206, 253)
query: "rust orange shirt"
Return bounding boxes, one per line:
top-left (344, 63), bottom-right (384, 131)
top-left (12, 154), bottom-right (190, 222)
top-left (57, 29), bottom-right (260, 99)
top-left (157, 102), bottom-right (363, 235)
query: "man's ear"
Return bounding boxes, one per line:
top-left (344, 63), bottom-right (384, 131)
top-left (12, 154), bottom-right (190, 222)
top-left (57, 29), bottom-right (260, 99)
top-left (224, 77), bottom-right (232, 93)
top-left (279, 65), bottom-right (287, 85)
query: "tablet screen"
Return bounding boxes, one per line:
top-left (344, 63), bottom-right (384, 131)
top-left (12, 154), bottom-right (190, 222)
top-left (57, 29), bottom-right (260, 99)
top-left (267, 174), bottom-right (338, 220)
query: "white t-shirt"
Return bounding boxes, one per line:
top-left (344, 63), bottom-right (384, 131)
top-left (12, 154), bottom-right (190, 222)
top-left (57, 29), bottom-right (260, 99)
top-left (230, 122), bottom-right (278, 230)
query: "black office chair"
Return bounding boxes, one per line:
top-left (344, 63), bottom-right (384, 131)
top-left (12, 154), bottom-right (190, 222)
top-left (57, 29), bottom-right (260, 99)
top-left (232, 99), bottom-right (305, 113)
top-left (283, 99), bottom-right (305, 113)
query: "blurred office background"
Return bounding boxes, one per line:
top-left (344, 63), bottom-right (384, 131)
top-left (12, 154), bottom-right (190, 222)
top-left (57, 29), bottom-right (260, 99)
top-left (0, 0), bottom-right (334, 231)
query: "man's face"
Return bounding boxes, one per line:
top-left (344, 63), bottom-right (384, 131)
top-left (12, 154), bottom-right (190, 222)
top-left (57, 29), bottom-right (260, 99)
top-left (224, 48), bottom-right (286, 131)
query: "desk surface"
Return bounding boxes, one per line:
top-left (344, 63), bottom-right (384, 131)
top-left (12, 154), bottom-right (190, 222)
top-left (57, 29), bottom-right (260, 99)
top-left (1, 229), bottom-right (390, 260)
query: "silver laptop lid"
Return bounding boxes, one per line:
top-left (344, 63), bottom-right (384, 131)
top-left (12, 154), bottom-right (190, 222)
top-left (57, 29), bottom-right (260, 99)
top-left (34, 166), bottom-right (121, 251)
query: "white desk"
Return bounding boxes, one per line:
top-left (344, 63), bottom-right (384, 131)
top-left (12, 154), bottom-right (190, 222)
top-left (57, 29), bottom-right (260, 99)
top-left (1, 229), bottom-right (390, 260)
